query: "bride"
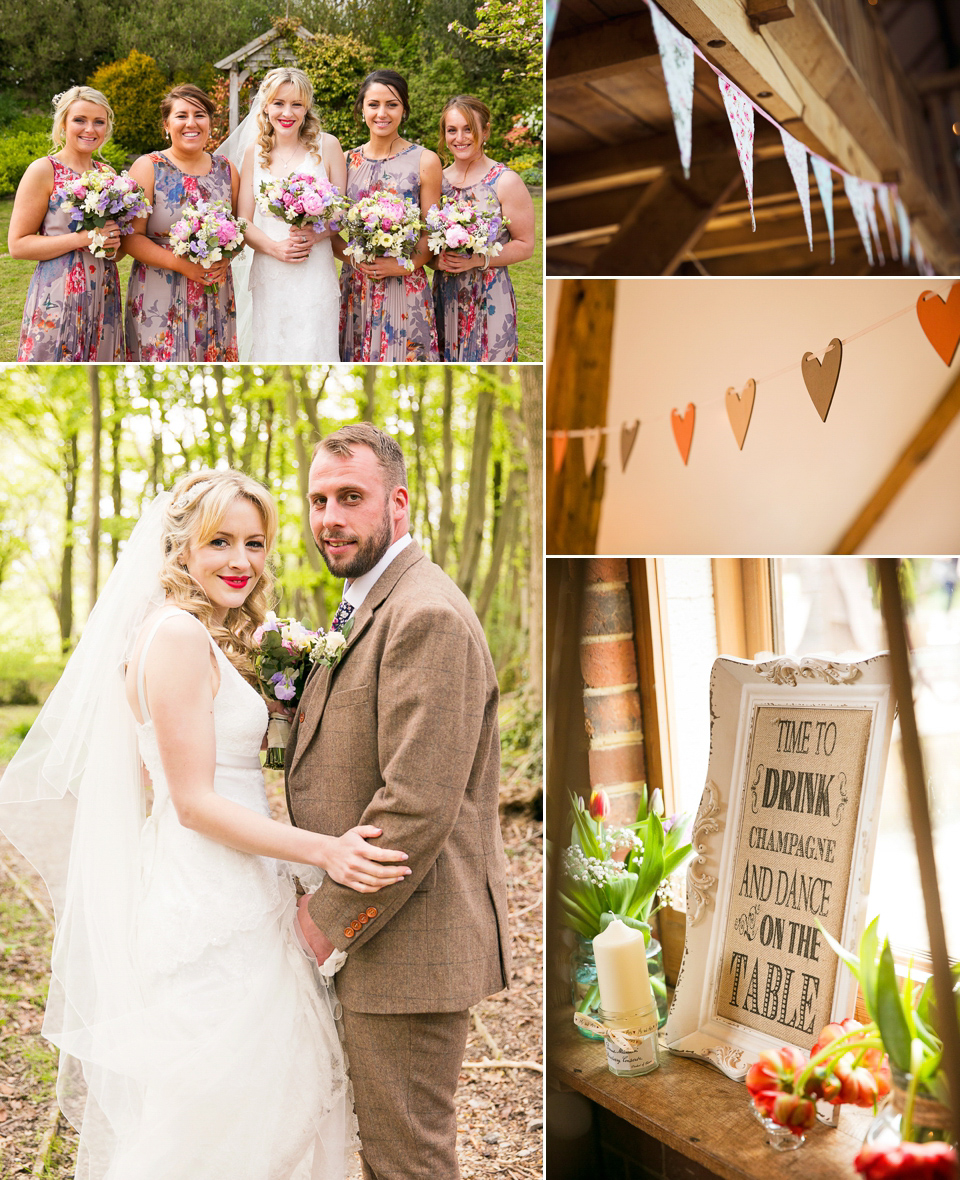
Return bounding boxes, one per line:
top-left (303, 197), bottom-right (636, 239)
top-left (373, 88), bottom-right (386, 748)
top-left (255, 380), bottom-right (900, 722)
top-left (226, 68), bottom-right (345, 361)
top-left (0, 470), bottom-right (410, 1179)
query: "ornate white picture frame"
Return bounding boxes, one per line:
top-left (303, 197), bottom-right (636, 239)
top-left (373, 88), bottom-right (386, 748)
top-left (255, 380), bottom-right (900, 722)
top-left (663, 654), bottom-right (895, 1080)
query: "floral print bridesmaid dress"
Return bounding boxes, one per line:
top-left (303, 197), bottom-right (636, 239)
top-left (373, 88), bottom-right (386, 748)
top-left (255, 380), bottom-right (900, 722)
top-left (17, 158), bottom-right (123, 362)
top-left (432, 163), bottom-right (518, 363)
top-left (338, 144), bottom-right (439, 362)
top-left (125, 153), bottom-right (238, 362)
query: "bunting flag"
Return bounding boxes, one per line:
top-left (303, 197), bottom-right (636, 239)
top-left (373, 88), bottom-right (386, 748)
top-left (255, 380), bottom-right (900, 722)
top-left (843, 174), bottom-right (875, 266)
top-left (546, 0), bottom-right (560, 51)
top-left (864, 186), bottom-right (885, 266)
top-left (811, 155), bottom-right (836, 264)
top-left (649, 2), bottom-right (695, 179)
top-left (719, 76), bottom-right (756, 229)
top-left (620, 420), bottom-right (640, 472)
top-left (895, 192), bottom-right (912, 265)
top-left (552, 433), bottom-right (568, 474)
top-left (582, 428), bottom-right (603, 477)
top-left (877, 186), bottom-right (900, 262)
top-left (780, 129), bottom-right (813, 250)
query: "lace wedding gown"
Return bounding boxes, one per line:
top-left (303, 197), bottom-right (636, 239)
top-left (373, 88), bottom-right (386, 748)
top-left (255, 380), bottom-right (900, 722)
top-left (81, 609), bottom-right (358, 1180)
top-left (247, 153), bottom-right (340, 361)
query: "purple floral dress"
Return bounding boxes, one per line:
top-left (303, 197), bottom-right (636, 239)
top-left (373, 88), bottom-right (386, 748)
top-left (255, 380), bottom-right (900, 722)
top-left (125, 153), bottom-right (238, 362)
top-left (338, 144), bottom-right (439, 362)
top-left (17, 157), bottom-right (123, 362)
top-left (432, 163), bottom-right (518, 363)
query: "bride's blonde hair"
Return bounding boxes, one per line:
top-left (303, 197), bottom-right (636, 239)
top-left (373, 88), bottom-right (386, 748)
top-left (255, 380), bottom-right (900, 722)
top-left (255, 68), bottom-right (323, 167)
top-left (160, 470), bottom-right (278, 680)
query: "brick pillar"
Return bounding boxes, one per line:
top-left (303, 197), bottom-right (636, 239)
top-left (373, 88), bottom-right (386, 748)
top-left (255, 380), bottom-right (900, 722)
top-left (579, 560), bottom-right (646, 826)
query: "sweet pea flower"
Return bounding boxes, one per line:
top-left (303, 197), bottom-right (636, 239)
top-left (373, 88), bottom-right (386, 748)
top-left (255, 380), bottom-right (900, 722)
top-left (270, 671), bottom-right (297, 701)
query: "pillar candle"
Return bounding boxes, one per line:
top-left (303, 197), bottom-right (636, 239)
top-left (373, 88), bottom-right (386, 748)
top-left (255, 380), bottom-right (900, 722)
top-left (593, 918), bottom-right (653, 1015)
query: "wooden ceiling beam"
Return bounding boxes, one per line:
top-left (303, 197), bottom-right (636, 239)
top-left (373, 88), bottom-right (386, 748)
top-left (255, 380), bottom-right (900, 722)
top-left (547, 184), bottom-right (649, 238)
top-left (687, 232), bottom-right (873, 274)
top-left (547, 13), bottom-right (661, 83)
top-left (589, 153), bottom-right (744, 274)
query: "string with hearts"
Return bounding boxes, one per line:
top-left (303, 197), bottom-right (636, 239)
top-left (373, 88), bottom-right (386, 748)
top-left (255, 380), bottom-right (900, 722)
top-left (547, 280), bottom-right (958, 473)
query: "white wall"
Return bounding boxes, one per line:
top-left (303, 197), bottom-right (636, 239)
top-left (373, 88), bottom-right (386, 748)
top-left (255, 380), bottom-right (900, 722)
top-left (587, 278), bottom-right (960, 554)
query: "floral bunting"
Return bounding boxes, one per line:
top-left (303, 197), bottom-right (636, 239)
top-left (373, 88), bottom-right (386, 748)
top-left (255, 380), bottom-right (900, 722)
top-left (864, 187), bottom-right (885, 266)
top-left (546, 0), bottom-right (560, 50)
top-left (811, 155), bottom-right (835, 264)
top-left (552, 433), bottom-right (568, 474)
top-left (895, 193), bottom-right (912, 264)
top-left (719, 76), bottom-right (756, 230)
top-left (843, 174), bottom-right (875, 266)
top-left (780, 130), bottom-right (812, 250)
top-left (876, 187), bottom-right (899, 262)
top-left (649, 1), bottom-right (694, 179)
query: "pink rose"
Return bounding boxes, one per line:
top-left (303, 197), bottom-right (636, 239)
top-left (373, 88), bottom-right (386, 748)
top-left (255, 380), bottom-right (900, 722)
top-left (444, 225), bottom-right (469, 249)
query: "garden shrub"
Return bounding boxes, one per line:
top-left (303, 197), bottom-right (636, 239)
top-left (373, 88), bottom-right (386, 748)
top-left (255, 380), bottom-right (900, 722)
top-left (294, 33), bottom-right (375, 148)
top-left (90, 49), bottom-right (168, 157)
top-left (0, 130), bottom-right (128, 196)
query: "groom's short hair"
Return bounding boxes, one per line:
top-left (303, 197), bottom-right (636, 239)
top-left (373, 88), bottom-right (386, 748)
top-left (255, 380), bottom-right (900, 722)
top-left (314, 424), bottom-right (408, 492)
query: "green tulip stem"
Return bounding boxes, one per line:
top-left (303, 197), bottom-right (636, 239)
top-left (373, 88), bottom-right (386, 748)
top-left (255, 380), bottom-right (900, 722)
top-left (793, 1026), bottom-right (885, 1097)
top-left (577, 983), bottom-right (600, 1015)
top-left (901, 1040), bottom-right (925, 1143)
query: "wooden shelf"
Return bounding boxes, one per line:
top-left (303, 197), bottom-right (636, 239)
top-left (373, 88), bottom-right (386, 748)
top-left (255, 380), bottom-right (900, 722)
top-left (548, 1014), bottom-right (873, 1179)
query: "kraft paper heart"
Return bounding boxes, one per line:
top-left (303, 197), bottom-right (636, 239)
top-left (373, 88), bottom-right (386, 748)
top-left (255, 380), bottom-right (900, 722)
top-left (801, 338), bottom-right (842, 422)
top-left (671, 403), bottom-right (695, 466)
top-left (551, 433), bottom-right (568, 473)
top-left (917, 284), bottom-right (960, 366)
top-left (725, 379), bottom-right (755, 450)
top-left (582, 428), bottom-right (602, 477)
top-left (620, 420), bottom-right (640, 472)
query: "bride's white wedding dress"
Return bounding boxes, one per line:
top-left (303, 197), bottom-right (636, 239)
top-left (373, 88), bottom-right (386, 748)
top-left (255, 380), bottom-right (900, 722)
top-left (84, 608), bottom-right (357, 1180)
top-left (248, 152), bottom-right (341, 361)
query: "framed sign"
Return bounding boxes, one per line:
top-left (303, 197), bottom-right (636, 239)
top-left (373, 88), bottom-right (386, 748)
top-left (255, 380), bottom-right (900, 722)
top-left (663, 654), bottom-right (895, 1080)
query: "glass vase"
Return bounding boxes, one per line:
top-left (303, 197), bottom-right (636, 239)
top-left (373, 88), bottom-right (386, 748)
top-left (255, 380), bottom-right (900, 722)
top-left (749, 1098), bottom-right (806, 1151)
top-left (570, 935), bottom-right (669, 1038)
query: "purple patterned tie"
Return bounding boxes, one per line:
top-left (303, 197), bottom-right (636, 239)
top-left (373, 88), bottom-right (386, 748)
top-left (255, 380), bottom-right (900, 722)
top-left (332, 600), bottom-right (355, 632)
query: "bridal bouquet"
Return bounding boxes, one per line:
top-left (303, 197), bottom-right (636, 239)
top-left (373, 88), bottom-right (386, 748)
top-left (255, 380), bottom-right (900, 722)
top-left (256, 173), bottom-right (348, 231)
top-left (57, 168), bottom-right (151, 258)
top-left (168, 200), bottom-right (246, 270)
top-left (342, 189), bottom-right (422, 272)
top-left (425, 195), bottom-right (507, 259)
top-left (253, 613), bottom-right (349, 767)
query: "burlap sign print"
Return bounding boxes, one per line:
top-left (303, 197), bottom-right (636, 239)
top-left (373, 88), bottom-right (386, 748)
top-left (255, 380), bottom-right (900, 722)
top-left (714, 704), bottom-right (872, 1048)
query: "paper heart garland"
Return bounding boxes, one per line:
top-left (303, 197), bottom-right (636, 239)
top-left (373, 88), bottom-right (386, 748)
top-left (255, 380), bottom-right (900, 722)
top-left (917, 284), bottom-right (960, 366)
top-left (671, 403), bottom-right (695, 465)
top-left (620, 420), bottom-right (640, 472)
top-left (552, 434), bottom-right (568, 473)
top-left (582, 428), bottom-right (602, 477)
top-left (801, 339), bottom-right (843, 422)
top-left (725, 379), bottom-right (755, 450)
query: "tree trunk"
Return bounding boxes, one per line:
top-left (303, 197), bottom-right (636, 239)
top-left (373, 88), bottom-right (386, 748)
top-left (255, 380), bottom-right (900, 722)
top-left (284, 369), bottom-right (328, 628)
top-left (476, 466), bottom-right (522, 623)
top-left (434, 368), bottom-right (455, 571)
top-left (109, 385), bottom-right (122, 566)
top-left (519, 365), bottom-right (543, 697)
top-left (215, 367), bottom-right (236, 467)
top-left (59, 432), bottom-right (78, 652)
top-left (89, 367), bottom-right (102, 612)
top-left (458, 376), bottom-right (496, 598)
top-left (362, 367), bottom-right (377, 422)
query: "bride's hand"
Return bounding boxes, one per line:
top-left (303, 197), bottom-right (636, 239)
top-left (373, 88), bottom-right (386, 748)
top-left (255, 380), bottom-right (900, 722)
top-left (323, 825), bottom-right (411, 893)
top-left (273, 229), bottom-right (314, 264)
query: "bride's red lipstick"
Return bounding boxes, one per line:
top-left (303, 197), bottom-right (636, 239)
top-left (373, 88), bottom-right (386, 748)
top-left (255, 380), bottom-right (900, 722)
top-left (221, 576), bottom-right (250, 588)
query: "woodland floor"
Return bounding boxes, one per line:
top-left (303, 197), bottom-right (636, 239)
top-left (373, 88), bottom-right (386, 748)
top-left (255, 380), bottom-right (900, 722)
top-left (0, 767), bottom-right (542, 1179)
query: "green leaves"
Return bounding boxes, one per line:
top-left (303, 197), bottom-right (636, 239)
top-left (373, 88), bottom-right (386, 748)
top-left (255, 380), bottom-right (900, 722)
top-left (875, 940), bottom-right (912, 1074)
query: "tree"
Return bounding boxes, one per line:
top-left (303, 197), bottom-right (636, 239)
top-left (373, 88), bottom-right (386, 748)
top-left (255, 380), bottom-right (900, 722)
top-left (448, 0), bottom-right (541, 80)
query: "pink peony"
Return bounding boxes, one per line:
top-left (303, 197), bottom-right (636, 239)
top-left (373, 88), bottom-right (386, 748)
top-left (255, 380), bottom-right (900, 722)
top-left (444, 224), bottom-right (470, 249)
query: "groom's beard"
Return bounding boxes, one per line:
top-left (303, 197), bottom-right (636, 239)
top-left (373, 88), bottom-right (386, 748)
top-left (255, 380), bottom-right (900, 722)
top-left (317, 503), bottom-right (393, 580)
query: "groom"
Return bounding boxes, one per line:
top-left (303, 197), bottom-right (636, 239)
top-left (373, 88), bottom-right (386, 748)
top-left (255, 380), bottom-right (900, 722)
top-left (286, 423), bottom-right (511, 1180)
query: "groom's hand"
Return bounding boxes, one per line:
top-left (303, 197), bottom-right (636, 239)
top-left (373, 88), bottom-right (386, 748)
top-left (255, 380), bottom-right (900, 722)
top-left (296, 893), bottom-right (334, 965)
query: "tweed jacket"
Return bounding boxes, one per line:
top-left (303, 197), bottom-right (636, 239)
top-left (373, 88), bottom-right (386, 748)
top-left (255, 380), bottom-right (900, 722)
top-left (284, 541), bottom-right (511, 1014)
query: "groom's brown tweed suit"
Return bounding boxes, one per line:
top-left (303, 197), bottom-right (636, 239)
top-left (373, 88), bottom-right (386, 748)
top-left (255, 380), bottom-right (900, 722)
top-left (285, 541), bottom-right (511, 1179)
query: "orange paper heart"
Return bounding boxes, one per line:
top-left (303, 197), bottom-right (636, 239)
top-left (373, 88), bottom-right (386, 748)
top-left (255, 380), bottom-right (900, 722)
top-left (552, 434), bottom-right (568, 473)
top-left (620, 420), bottom-right (640, 472)
top-left (725, 379), bottom-right (755, 450)
top-left (801, 338), bottom-right (842, 422)
top-left (917, 284), bottom-right (960, 366)
top-left (671, 403), bottom-right (695, 466)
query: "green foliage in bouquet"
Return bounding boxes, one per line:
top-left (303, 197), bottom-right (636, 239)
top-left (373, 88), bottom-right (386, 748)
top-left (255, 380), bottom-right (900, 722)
top-left (821, 916), bottom-right (960, 1141)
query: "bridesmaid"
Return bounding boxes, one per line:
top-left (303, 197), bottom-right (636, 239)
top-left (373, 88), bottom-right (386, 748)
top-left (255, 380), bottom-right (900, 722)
top-left (125, 85), bottom-right (239, 361)
top-left (337, 70), bottom-right (441, 362)
top-left (432, 96), bottom-right (535, 362)
top-left (8, 86), bottom-right (123, 362)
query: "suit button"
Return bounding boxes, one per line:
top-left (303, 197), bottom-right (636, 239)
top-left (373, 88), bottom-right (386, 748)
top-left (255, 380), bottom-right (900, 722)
top-left (299, 712), bottom-right (305, 724)
top-left (359, 913), bottom-right (369, 924)
top-left (344, 927), bottom-right (355, 938)
top-left (352, 919), bottom-right (362, 931)
top-left (366, 906), bottom-right (378, 918)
